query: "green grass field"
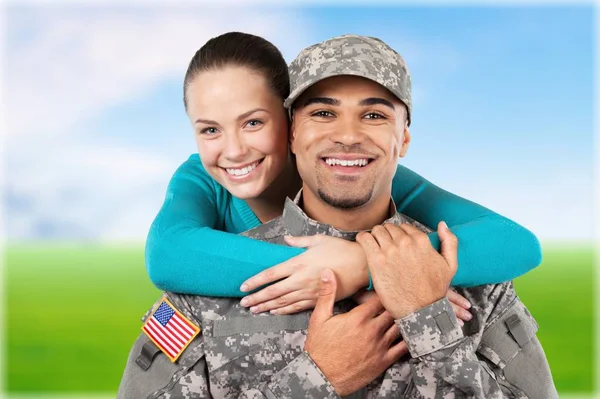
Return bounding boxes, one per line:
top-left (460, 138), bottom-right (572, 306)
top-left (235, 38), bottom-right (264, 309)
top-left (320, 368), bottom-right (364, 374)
top-left (4, 243), bottom-right (596, 394)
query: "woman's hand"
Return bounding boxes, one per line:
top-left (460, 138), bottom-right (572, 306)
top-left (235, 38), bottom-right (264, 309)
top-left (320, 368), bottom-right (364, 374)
top-left (353, 288), bottom-right (473, 325)
top-left (239, 235), bottom-right (369, 315)
top-left (446, 288), bottom-right (472, 325)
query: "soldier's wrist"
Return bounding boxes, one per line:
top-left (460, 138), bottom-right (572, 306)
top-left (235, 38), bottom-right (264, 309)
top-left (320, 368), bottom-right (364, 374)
top-left (395, 297), bottom-right (463, 357)
top-left (304, 350), bottom-right (346, 396)
top-left (390, 293), bottom-right (446, 319)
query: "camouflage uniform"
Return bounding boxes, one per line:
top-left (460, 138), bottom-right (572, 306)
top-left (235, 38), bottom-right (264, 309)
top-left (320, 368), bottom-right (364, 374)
top-left (117, 34), bottom-right (557, 398)
top-left (117, 192), bottom-right (557, 399)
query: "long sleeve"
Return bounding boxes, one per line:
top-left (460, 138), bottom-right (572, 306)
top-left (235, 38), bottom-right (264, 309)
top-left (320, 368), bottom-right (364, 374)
top-left (147, 294), bottom-right (338, 399)
top-left (391, 164), bottom-right (542, 286)
top-left (397, 298), bottom-right (507, 397)
top-left (145, 154), bottom-right (303, 296)
top-left (160, 293), bottom-right (340, 399)
top-left (396, 296), bottom-right (557, 398)
top-left (146, 154), bottom-right (542, 296)
top-left (158, 349), bottom-right (338, 399)
top-left (240, 352), bottom-right (340, 399)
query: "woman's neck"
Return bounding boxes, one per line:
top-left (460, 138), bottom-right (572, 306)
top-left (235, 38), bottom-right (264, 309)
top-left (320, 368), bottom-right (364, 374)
top-left (245, 155), bottom-right (302, 223)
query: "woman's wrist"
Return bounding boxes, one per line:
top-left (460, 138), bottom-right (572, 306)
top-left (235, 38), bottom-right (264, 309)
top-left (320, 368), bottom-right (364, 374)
top-left (352, 241), bottom-right (370, 289)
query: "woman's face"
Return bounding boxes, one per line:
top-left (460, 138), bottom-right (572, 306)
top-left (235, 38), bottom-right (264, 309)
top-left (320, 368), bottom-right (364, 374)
top-left (186, 66), bottom-right (289, 200)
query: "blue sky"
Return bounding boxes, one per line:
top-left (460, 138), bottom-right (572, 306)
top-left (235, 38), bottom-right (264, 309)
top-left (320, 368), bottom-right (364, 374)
top-left (3, 4), bottom-right (594, 241)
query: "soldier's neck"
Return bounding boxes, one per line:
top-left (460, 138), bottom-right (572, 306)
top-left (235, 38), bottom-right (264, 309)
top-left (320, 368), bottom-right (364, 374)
top-left (300, 187), bottom-right (392, 232)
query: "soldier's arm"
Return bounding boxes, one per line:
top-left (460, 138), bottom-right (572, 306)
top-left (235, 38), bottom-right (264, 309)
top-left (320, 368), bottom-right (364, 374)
top-left (164, 293), bottom-right (337, 399)
top-left (118, 334), bottom-right (212, 398)
top-left (397, 297), bottom-right (506, 398)
top-left (239, 352), bottom-right (340, 399)
top-left (397, 297), bottom-right (558, 398)
top-left (117, 294), bottom-right (212, 398)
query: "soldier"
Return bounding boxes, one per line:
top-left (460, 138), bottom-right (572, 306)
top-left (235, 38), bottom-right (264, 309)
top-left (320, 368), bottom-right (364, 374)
top-left (117, 34), bottom-right (557, 398)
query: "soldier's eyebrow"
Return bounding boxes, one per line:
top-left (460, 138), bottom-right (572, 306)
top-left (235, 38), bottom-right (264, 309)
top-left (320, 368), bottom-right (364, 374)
top-left (359, 97), bottom-right (395, 110)
top-left (297, 97), bottom-right (341, 108)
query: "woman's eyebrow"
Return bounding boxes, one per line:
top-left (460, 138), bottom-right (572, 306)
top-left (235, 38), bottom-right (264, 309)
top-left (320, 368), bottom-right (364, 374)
top-left (195, 117), bottom-right (219, 125)
top-left (194, 108), bottom-right (268, 125)
top-left (236, 108), bottom-right (268, 122)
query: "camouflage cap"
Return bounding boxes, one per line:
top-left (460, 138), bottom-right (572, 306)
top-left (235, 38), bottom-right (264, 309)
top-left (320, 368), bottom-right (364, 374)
top-left (284, 34), bottom-right (412, 125)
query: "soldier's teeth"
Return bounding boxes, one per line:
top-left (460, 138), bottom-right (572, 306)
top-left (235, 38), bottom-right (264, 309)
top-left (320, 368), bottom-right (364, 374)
top-left (226, 161), bottom-right (259, 176)
top-left (324, 158), bottom-right (369, 167)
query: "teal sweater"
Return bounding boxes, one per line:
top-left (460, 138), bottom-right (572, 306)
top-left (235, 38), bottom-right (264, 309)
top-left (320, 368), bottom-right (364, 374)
top-left (146, 154), bottom-right (542, 296)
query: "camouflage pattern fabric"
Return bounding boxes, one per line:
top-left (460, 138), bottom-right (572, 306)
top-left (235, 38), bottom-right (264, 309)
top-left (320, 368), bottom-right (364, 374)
top-left (116, 190), bottom-right (557, 398)
top-left (284, 34), bottom-right (412, 125)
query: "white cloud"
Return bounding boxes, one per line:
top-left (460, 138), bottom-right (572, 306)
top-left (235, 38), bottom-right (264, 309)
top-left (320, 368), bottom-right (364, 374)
top-left (6, 136), bottom-right (176, 240)
top-left (1, 8), bottom-right (8, 247)
top-left (4, 5), bottom-right (316, 241)
top-left (3, 5), bottom-right (592, 243)
top-left (403, 158), bottom-right (595, 242)
top-left (5, 6), bottom-right (313, 138)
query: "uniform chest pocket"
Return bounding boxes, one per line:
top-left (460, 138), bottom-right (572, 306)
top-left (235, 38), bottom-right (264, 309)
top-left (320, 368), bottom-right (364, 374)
top-left (205, 314), bottom-right (309, 387)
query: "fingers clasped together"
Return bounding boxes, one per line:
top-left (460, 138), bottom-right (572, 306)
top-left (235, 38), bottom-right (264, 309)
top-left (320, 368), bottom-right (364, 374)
top-left (239, 221), bottom-right (471, 323)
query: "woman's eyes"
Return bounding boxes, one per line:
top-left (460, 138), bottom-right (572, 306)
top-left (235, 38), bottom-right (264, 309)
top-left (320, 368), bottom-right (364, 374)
top-left (198, 119), bottom-right (264, 136)
top-left (245, 119), bottom-right (264, 128)
top-left (200, 127), bottom-right (219, 135)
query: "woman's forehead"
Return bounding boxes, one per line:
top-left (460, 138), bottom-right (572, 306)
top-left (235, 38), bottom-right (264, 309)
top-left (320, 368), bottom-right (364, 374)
top-left (187, 68), bottom-right (278, 117)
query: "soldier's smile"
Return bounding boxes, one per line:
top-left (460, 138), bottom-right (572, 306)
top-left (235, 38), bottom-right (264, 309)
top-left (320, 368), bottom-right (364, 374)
top-left (319, 154), bottom-right (376, 177)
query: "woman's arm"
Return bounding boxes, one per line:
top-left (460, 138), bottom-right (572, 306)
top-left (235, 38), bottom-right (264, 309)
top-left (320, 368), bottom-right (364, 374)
top-left (148, 155), bottom-right (541, 299)
top-left (391, 164), bottom-right (542, 286)
top-left (239, 164), bottom-right (542, 313)
top-left (145, 154), bottom-right (303, 296)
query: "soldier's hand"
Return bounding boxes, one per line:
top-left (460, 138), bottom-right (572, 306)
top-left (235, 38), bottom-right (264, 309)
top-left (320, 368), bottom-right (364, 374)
top-left (356, 221), bottom-right (459, 319)
top-left (239, 235), bottom-right (368, 315)
top-left (353, 287), bottom-right (472, 325)
top-left (304, 269), bottom-right (408, 396)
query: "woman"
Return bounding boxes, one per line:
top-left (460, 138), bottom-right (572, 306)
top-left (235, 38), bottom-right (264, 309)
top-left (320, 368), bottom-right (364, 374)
top-left (145, 32), bottom-right (541, 319)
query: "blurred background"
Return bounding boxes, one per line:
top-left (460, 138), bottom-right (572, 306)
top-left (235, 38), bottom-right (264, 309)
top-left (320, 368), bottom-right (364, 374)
top-left (2, 2), bottom-right (596, 398)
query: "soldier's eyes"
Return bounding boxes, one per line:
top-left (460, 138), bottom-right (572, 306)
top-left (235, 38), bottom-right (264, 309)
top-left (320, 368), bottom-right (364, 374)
top-left (311, 110), bottom-right (334, 117)
top-left (364, 112), bottom-right (386, 119)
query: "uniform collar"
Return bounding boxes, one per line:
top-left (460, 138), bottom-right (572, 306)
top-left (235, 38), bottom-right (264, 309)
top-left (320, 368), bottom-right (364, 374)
top-left (281, 189), bottom-right (407, 241)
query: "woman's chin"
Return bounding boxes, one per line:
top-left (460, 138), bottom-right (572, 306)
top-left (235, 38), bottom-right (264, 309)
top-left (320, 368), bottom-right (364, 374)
top-left (215, 166), bottom-right (276, 200)
top-left (226, 184), bottom-right (266, 201)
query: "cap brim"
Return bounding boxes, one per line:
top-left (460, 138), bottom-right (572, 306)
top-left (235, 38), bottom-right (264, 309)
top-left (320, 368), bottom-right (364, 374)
top-left (285, 69), bottom-right (393, 109)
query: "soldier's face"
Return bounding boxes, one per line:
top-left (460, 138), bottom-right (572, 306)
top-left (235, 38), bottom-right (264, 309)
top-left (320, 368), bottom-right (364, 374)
top-left (290, 76), bottom-right (410, 209)
top-left (186, 66), bottom-right (289, 200)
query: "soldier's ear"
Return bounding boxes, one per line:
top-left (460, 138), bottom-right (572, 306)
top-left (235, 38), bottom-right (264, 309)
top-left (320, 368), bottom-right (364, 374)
top-left (399, 124), bottom-right (411, 158)
top-left (289, 113), bottom-right (298, 155)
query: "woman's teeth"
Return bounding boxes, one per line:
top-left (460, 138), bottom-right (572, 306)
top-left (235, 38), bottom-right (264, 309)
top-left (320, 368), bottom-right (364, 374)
top-left (324, 158), bottom-right (369, 167)
top-left (226, 161), bottom-right (260, 176)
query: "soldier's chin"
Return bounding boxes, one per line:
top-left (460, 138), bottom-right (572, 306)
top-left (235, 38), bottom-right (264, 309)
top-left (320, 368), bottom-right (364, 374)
top-left (318, 189), bottom-right (372, 209)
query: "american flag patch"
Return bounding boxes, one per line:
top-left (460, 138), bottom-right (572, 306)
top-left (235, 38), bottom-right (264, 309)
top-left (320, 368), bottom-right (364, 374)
top-left (142, 298), bottom-right (200, 362)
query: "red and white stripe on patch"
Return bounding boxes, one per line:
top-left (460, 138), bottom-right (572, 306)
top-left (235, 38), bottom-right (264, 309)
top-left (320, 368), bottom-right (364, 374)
top-left (142, 297), bottom-right (200, 362)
